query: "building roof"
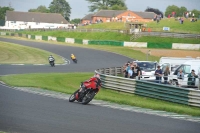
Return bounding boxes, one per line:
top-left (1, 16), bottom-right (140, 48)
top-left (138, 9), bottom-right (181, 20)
top-left (93, 10), bottom-right (126, 17)
top-left (133, 11), bottom-right (156, 19)
top-left (6, 11), bottom-right (69, 24)
top-left (81, 13), bottom-right (94, 20)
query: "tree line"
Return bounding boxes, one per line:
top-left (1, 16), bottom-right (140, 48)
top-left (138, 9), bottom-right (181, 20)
top-left (0, 0), bottom-right (200, 25)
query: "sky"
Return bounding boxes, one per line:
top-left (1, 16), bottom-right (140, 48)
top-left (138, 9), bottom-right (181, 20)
top-left (0, 0), bottom-right (200, 19)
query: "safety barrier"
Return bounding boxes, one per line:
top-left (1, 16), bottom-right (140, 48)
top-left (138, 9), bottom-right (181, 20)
top-left (0, 32), bottom-right (200, 50)
top-left (95, 67), bottom-right (200, 107)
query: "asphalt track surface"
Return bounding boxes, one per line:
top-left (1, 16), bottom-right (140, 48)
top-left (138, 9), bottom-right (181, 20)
top-left (0, 37), bottom-right (200, 133)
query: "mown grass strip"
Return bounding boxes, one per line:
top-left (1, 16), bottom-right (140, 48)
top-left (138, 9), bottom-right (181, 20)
top-left (0, 73), bottom-right (199, 116)
top-left (15, 30), bottom-right (200, 44)
top-left (0, 41), bottom-right (64, 64)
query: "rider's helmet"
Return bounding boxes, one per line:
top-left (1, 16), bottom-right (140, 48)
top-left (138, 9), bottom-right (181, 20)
top-left (94, 74), bottom-right (100, 79)
top-left (49, 55), bottom-right (52, 57)
top-left (71, 54), bottom-right (74, 56)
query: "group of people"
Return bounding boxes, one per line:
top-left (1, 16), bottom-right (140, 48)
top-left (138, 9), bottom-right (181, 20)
top-left (123, 62), bottom-right (199, 87)
top-left (123, 61), bottom-right (141, 79)
top-left (155, 65), bottom-right (198, 86)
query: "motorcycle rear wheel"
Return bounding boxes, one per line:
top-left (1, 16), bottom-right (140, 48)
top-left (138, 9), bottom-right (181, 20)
top-left (81, 91), bottom-right (96, 105)
top-left (69, 89), bottom-right (79, 102)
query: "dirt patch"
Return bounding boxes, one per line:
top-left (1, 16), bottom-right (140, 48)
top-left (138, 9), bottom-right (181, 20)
top-left (134, 48), bottom-right (200, 58)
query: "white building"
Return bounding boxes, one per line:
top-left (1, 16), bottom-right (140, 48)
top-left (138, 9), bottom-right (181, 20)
top-left (2, 11), bottom-right (69, 29)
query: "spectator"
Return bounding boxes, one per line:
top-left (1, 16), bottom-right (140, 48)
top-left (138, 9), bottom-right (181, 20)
top-left (177, 69), bottom-right (184, 86)
top-left (128, 63), bottom-right (133, 78)
top-left (187, 69), bottom-right (198, 86)
top-left (155, 65), bottom-right (162, 83)
top-left (163, 66), bottom-right (170, 84)
top-left (132, 62), bottom-right (141, 80)
top-left (123, 63), bottom-right (128, 78)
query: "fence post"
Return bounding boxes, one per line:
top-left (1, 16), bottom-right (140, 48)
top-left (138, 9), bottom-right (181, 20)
top-left (198, 78), bottom-right (200, 90)
top-left (104, 68), bottom-right (106, 74)
top-left (109, 68), bottom-right (112, 75)
top-left (115, 67), bottom-right (117, 76)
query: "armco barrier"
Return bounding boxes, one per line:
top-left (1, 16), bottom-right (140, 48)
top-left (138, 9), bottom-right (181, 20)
top-left (147, 42), bottom-right (172, 49)
top-left (95, 67), bottom-right (200, 107)
top-left (57, 37), bottom-right (65, 42)
top-left (18, 33), bottom-right (22, 37)
top-left (75, 39), bottom-right (83, 44)
top-left (88, 40), bottom-right (124, 46)
top-left (35, 35), bottom-right (42, 40)
top-left (0, 32), bottom-right (199, 50)
top-left (172, 43), bottom-right (200, 50)
top-left (31, 35), bottom-right (35, 40)
top-left (124, 42), bottom-right (147, 47)
top-left (42, 36), bottom-right (48, 41)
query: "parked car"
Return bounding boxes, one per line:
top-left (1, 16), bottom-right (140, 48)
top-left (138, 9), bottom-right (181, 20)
top-left (169, 60), bottom-right (200, 88)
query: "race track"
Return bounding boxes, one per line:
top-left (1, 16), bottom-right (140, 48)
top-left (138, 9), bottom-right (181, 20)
top-left (0, 37), bottom-right (199, 133)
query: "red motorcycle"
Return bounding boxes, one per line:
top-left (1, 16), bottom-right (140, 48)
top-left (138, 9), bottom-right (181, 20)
top-left (69, 82), bottom-right (100, 105)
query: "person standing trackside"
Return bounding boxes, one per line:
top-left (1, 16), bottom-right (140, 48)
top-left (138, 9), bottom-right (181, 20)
top-left (187, 69), bottom-right (198, 86)
top-left (163, 66), bottom-right (170, 84)
top-left (177, 69), bottom-right (184, 86)
top-left (132, 63), bottom-right (141, 80)
top-left (155, 65), bottom-right (162, 83)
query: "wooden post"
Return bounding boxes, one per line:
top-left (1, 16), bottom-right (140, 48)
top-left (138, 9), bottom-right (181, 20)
top-left (114, 67), bottom-right (117, 76)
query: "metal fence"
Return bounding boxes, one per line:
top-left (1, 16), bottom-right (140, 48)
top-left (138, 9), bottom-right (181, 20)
top-left (95, 67), bottom-right (200, 107)
top-left (140, 32), bottom-right (200, 39)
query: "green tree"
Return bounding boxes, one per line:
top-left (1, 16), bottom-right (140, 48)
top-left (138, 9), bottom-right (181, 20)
top-left (0, 6), bottom-right (14, 26)
top-left (191, 9), bottom-right (200, 18)
top-left (49, 0), bottom-right (71, 21)
top-left (109, 4), bottom-right (127, 10)
top-left (179, 6), bottom-right (187, 17)
top-left (165, 5), bottom-right (180, 17)
top-left (70, 18), bottom-right (81, 24)
top-left (28, 5), bottom-right (50, 13)
top-left (86, 0), bottom-right (127, 12)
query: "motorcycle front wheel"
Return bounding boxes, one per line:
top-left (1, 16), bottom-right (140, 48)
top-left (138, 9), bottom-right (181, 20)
top-left (69, 89), bottom-right (79, 102)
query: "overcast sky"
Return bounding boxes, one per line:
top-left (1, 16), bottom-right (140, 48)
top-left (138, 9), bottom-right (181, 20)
top-left (0, 0), bottom-right (199, 19)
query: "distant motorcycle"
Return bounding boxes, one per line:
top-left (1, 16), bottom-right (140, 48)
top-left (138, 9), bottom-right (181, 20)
top-left (69, 82), bottom-right (100, 105)
top-left (49, 57), bottom-right (55, 67)
top-left (49, 60), bottom-right (55, 67)
top-left (72, 58), bottom-right (77, 63)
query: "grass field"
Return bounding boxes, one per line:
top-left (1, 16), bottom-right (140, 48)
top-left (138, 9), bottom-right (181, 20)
top-left (1, 73), bottom-right (200, 116)
top-left (80, 18), bottom-right (200, 34)
top-left (0, 41), bottom-right (64, 64)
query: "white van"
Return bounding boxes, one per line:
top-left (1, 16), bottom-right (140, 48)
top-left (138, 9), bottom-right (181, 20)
top-left (134, 61), bottom-right (158, 80)
top-left (169, 60), bottom-right (200, 88)
top-left (159, 57), bottom-right (196, 72)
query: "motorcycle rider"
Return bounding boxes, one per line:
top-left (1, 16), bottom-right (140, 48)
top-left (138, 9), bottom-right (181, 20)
top-left (79, 74), bottom-right (101, 97)
top-left (71, 54), bottom-right (76, 60)
top-left (48, 55), bottom-right (55, 66)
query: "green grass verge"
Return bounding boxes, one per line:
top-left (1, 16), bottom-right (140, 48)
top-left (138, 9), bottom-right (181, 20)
top-left (0, 41), bottom-right (64, 64)
top-left (0, 73), bottom-right (200, 116)
top-left (15, 31), bottom-right (200, 44)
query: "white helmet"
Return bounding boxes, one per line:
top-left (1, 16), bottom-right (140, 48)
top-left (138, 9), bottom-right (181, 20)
top-left (95, 74), bottom-right (100, 79)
